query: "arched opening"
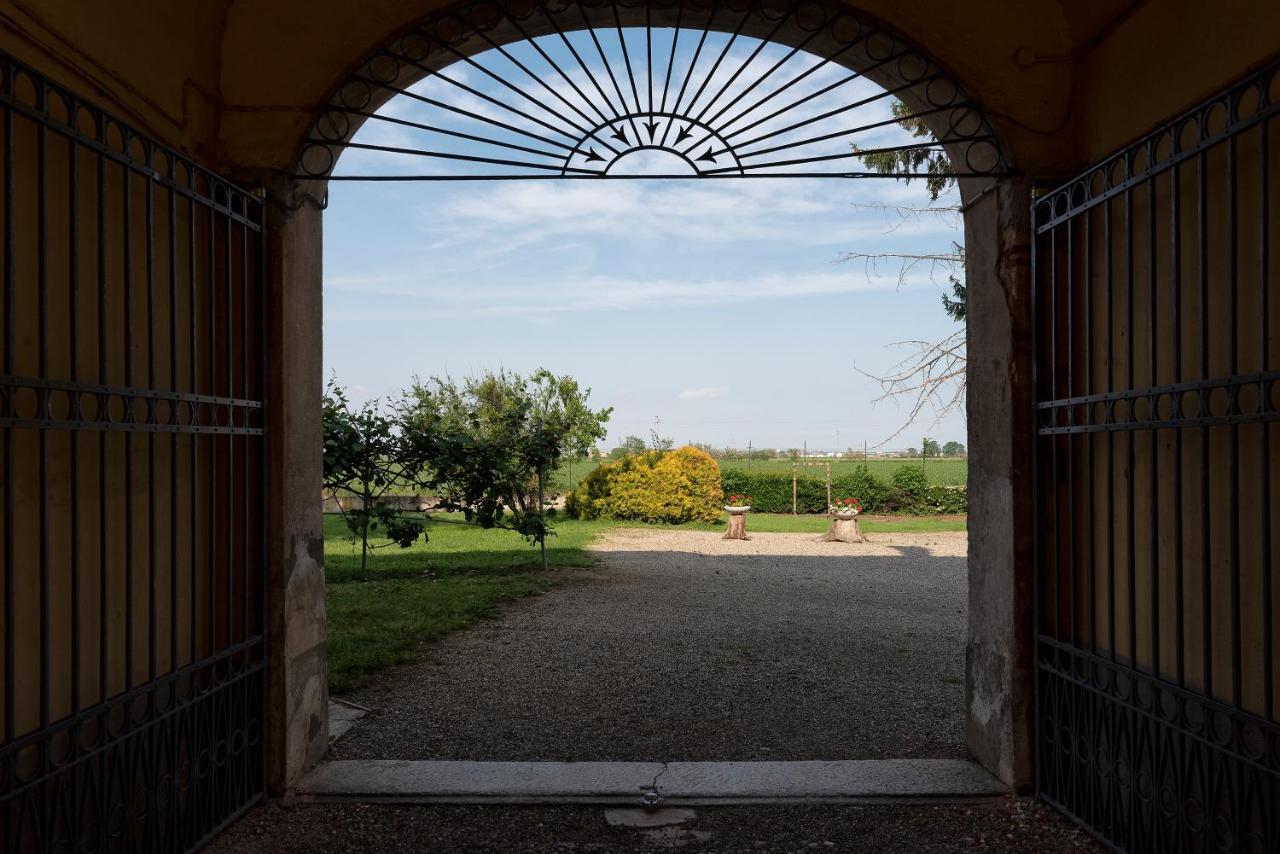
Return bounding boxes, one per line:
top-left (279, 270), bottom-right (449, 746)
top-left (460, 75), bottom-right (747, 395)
top-left (299, 0), bottom-right (1025, 793)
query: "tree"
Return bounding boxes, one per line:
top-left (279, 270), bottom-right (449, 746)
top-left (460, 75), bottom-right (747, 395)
top-left (907, 447), bottom-right (918, 458)
top-left (921, 437), bottom-right (941, 458)
top-left (852, 100), bottom-right (954, 203)
top-left (322, 380), bottom-right (425, 576)
top-left (401, 368), bottom-right (612, 554)
top-left (942, 440), bottom-right (966, 457)
top-left (850, 98), bottom-right (968, 444)
top-left (610, 435), bottom-right (648, 459)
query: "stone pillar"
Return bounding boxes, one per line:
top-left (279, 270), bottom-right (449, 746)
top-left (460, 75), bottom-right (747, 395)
top-left (263, 179), bottom-right (329, 794)
top-left (962, 176), bottom-right (1035, 789)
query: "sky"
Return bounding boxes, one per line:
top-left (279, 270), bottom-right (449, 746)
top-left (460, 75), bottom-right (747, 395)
top-left (320, 25), bottom-right (968, 453)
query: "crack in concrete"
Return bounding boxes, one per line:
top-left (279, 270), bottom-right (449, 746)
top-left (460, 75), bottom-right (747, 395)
top-left (639, 762), bottom-right (670, 806)
top-left (650, 762), bottom-right (670, 791)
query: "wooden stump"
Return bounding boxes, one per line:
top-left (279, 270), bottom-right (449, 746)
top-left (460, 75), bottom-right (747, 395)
top-left (820, 515), bottom-right (867, 543)
top-left (723, 512), bottom-right (748, 540)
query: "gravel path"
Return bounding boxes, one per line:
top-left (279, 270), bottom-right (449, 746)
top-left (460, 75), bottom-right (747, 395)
top-left (331, 530), bottom-right (969, 762)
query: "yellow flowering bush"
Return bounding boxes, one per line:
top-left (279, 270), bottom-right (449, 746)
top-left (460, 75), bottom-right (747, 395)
top-left (565, 445), bottom-right (723, 524)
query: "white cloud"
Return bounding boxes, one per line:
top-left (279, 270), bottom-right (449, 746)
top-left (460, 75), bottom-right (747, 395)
top-left (324, 266), bottom-right (945, 322)
top-left (678, 386), bottom-right (727, 399)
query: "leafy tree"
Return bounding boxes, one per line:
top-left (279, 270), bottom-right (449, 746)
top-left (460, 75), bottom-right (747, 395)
top-left (942, 440), bottom-right (966, 456)
top-left (942, 275), bottom-right (966, 322)
top-left (610, 435), bottom-right (648, 459)
top-left (853, 100), bottom-right (954, 202)
top-left (648, 428), bottom-right (674, 451)
top-left (922, 437), bottom-right (941, 458)
top-left (322, 380), bottom-right (425, 576)
top-left (401, 369), bottom-right (611, 555)
top-left (907, 447), bottom-right (918, 457)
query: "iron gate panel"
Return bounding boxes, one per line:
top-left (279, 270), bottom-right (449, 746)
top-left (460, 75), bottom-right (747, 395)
top-left (1032, 60), bottom-right (1280, 851)
top-left (0, 51), bottom-right (267, 852)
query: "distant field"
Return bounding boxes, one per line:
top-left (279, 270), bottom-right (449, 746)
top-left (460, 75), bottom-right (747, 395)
top-left (550, 456), bottom-right (967, 492)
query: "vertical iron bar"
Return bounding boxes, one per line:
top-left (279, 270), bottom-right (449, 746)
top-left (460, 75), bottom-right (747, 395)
top-left (1199, 149), bottom-right (1213, 699)
top-left (645, 4), bottom-right (653, 116)
top-left (1066, 210), bottom-right (1076, 652)
top-left (1172, 158), bottom-right (1185, 687)
top-left (208, 192), bottom-right (216, 658)
top-left (1106, 195), bottom-right (1117, 662)
top-left (146, 143), bottom-right (157, 686)
top-left (0, 69), bottom-right (11, 854)
top-left (123, 139), bottom-right (134, 693)
top-left (96, 125), bottom-right (108, 704)
top-left (1030, 193), bottom-right (1043, 797)
top-left (257, 192), bottom-right (268, 793)
top-left (1262, 120), bottom-right (1273, 721)
top-left (168, 179), bottom-right (178, 674)
top-left (1050, 224), bottom-right (1060, 646)
top-left (68, 101), bottom-right (81, 718)
top-left (2, 83), bottom-right (12, 747)
top-left (37, 84), bottom-right (49, 729)
top-left (1228, 135), bottom-right (1242, 709)
top-left (609, 3), bottom-right (644, 120)
top-left (657, 1), bottom-right (684, 120)
top-left (1125, 184), bottom-right (1136, 669)
top-left (190, 193), bottom-right (198, 664)
top-left (1085, 206), bottom-right (1095, 655)
top-left (240, 215), bottom-right (249, 650)
top-left (1148, 174), bottom-right (1160, 680)
top-left (225, 206), bottom-right (234, 655)
top-left (121, 134), bottom-right (137, 854)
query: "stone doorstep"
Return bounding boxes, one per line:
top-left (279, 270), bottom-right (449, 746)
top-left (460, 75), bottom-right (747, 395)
top-left (328, 700), bottom-right (367, 744)
top-left (289, 759), bottom-right (1006, 806)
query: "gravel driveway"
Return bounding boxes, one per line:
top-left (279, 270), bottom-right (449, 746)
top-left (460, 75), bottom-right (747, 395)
top-left (331, 529), bottom-right (969, 762)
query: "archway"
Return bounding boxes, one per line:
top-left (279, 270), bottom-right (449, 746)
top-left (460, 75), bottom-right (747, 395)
top-left (292, 0), bottom-right (1031, 794)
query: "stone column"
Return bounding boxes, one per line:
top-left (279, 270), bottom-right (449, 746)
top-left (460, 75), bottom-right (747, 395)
top-left (263, 179), bottom-right (329, 794)
top-left (962, 176), bottom-right (1035, 789)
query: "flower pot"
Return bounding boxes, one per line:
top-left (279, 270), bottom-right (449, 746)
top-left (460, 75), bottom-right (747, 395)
top-left (833, 511), bottom-right (860, 520)
top-left (724, 505), bottom-right (751, 514)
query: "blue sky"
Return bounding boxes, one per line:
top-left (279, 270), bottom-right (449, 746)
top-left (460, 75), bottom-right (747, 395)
top-left (321, 27), bottom-right (967, 452)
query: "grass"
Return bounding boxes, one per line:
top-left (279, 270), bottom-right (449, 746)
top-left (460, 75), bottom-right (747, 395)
top-left (549, 456), bottom-right (967, 491)
top-left (322, 510), bottom-right (966, 693)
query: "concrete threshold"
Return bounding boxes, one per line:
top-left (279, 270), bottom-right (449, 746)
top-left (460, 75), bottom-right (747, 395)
top-left (291, 759), bottom-right (1006, 806)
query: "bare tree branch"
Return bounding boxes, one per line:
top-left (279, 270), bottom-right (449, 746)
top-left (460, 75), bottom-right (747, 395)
top-left (857, 329), bottom-right (966, 447)
top-left (836, 249), bottom-right (964, 289)
top-left (848, 201), bottom-right (962, 234)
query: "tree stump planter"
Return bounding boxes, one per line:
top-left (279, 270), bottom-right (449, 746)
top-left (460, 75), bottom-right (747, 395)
top-left (820, 511), bottom-right (867, 543)
top-left (723, 506), bottom-right (750, 540)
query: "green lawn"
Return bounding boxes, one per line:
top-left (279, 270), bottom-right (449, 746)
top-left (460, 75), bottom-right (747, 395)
top-left (549, 456), bottom-right (967, 492)
top-left (324, 512), bottom-right (616, 693)
top-left (323, 510), bottom-right (965, 694)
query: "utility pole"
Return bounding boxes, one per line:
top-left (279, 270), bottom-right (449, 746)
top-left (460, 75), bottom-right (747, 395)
top-left (803, 440), bottom-right (807, 459)
top-left (836, 430), bottom-right (840, 457)
top-left (864, 440), bottom-right (868, 462)
top-left (748, 440), bottom-right (753, 471)
top-left (922, 435), bottom-right (927, 473)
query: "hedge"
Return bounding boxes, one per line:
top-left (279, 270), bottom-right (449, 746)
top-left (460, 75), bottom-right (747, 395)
top-left (565, 445), bottom-right (724, 524)
top-left (719, 464), bottom-right (966, 515)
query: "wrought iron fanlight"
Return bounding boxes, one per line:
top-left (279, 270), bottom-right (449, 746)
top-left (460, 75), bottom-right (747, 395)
top-left (298, 0), bottom-right (1008, 180)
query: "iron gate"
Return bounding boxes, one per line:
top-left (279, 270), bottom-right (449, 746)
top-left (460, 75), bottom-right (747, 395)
top-left (0, 51), bottom-right (267, 852)
top-left (1033, 60), bottom-right (1280, 851)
